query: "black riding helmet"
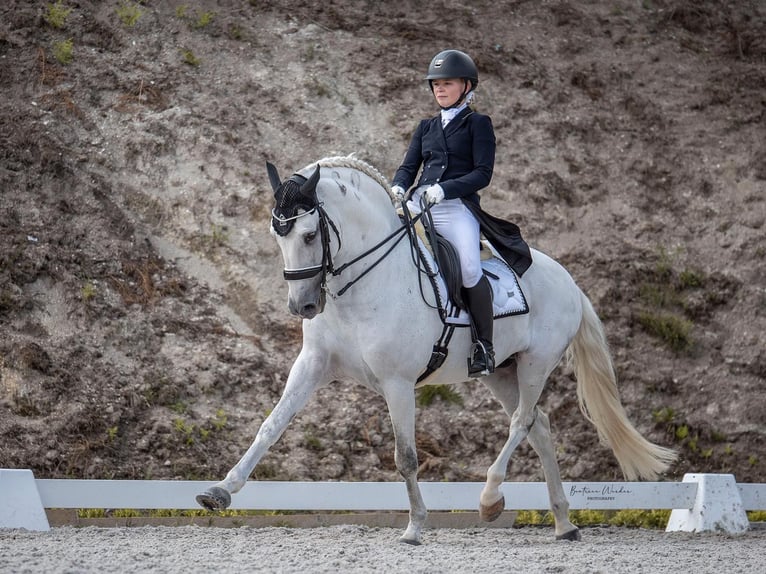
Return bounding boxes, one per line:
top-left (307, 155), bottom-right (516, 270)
top-left (426, 49), bottom-right (479, 109)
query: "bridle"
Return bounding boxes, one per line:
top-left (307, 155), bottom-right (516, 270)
top-left (273, 202), bottom-right (336, 282)
top-left (270, 166), bottom-right (417, 299)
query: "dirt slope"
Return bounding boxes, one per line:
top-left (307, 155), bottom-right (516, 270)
top-left (1, 0), bottom-right (764, 489)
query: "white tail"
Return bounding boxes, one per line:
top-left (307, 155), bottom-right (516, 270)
top-left (566, 290), bottom-right (677, 480)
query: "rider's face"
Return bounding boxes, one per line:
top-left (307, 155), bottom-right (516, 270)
top-left (431, 78), bottom-right (468, 108)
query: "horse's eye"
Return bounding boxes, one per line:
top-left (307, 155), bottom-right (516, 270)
top-left (304, 231), bottom-right (317, 244)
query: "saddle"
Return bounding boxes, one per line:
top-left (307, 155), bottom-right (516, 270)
top-left (410, 216), bottom-right (527, 323)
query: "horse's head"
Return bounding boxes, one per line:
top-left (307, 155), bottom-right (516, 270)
top-left (268, 162), bottom-right (327, 319)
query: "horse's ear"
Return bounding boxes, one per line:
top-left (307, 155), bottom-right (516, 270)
top-left (300, 165), bottom-right (321, 199)
top-left (266, 162), bottom-right (282, 194)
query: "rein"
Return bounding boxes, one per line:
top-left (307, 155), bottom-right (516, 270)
top-left (280, 200), bottom-right (422, 300)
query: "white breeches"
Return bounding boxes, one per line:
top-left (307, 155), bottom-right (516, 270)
top-left (407, 186), bottom-right (483, 288)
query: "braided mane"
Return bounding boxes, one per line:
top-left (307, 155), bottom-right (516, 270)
top-left (303, 155), bottom-right (394, 200)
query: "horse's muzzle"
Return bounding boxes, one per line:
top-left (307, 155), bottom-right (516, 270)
top-left (288, 291), bottom-right (325, 319)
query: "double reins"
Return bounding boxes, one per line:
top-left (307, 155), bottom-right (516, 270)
top-left (279, 197), bottom-right (427, 299)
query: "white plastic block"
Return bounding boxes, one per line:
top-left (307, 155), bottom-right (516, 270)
top-left (666, 473), bottom-right (749, 534)
top-left (0, 469), bottom-right (50, 531)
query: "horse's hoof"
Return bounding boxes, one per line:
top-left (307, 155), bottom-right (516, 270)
top-left (556, 528), bottom-right (581, 541)
top-left (196, 487), bottom-right (232, 511)
top-left (479, 496), bottom-right (505, 522)
top-left (398, 536), bottom-right (422, 546)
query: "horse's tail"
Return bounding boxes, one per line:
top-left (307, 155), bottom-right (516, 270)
top-left (566, 290), bottom-right (677, 481)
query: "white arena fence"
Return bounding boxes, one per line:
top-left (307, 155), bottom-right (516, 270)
top-left (1, 469), bottom-right (763, 534)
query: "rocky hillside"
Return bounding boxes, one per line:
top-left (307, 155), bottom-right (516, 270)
top-left (1, 0), bottom-right (764, 491)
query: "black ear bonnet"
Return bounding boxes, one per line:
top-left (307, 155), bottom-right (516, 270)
top-left (269, 163), bottom-right (321, 236)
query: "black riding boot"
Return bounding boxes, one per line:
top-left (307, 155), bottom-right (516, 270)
top-left (464, 275), bottom-right (495, 376)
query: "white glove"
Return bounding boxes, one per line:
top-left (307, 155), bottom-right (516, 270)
top-left (425, 184), bottom-right (445, 205)
top-left (391, 185), bottom-right (406, 202)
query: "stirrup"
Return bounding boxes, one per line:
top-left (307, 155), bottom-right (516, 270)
top-left (468, 341), bottom-right (495, 376)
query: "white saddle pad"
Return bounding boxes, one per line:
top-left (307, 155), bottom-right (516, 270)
top-left (419, 239), bottom-right (529, 326)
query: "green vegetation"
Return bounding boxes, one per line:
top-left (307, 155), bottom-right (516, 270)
top-left (45, 0), bottom-right (72, 29)
top-left (175, 6), bottom-right (215, 29)
top-left (304, 433), bottom-right (322, 451)
top-left (116, 1), bottom-right (142, 27)
top-left (652, 406), bottom-right (675, 424)
top-left (634, 247), bottom-right (709, 354)
top-left (68, 508), bottom-right (766, 527)
top-left (636, 312), bottom-right (692, 352)
top-left (53, 38), bottom-right (74, 65)
top-left (211, 409), bottom-right (227, 431)
top-left (209, 224), bottom-right (229, 245)
top-left (81, 280), bottom-right (97, 301)
top-left (515, 509), bottom-right (672, 528)
top-left (181, 49), bottom-right (201, 67)
top-left (651, 404), bottom-right (756, 472)
top-left (193, 10), bottom-right (215, 29)
top-left (416, 385), bottom-right (464, 407)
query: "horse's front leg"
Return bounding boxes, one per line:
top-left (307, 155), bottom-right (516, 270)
top-left (383, 382), bottom-right (426, 545)
top-left (196, 347), bottom-right (328, 510)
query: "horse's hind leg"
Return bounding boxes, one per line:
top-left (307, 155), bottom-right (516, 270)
top-left (478, 353), bottom-right (563, 524)
top-left (481, 357), bottom-right (580, 540)
top-left (527, 408), bottom-right (580, 540)
top-left (478, 368), bottom-right (526, 521)
top-left (479, 352), bottom-right (566, 532)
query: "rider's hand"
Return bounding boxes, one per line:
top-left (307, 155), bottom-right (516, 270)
top-left (391, 185), bottom-right (406, 202)
top-left (425, 184), bottom-right (445, 205)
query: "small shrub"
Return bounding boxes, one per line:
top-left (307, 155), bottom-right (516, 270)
top-left (181, 49), bottom-right (200, 66)
top-left (569, 509), bottom-right (608, 526)
top-left (210, 224), bottom-right (229, 245)
top-left (416, 385), bottom-right (464, 407)
top-left (610, 509), bottom-right (671, 528)
top-left (194, 10), bottom-right (215, 28)
top-left (211, 409), bottom-right (227, 431)
top-left (636, 311), bottom-right (693, 353)
top-left (652, 406), bottom-right (675, 424)
top-left (113, 508), bottom-right (140, 518)
top-left (116, 1), bottom-right (142, 27)
top-left (81, 280), bottom-right (97, 301)
top-left (678, 269), bottom-right (703, 289)
top-left (304, 433), bottom-right (322, 451)
top-left (53, 38), bottom-right (74, 65)
top-left (675, 424), bottom-right (689, 440)
top-left (45, 0), bottom-right (72, 29)
top-left (514, 510), bottom-right (553, 525)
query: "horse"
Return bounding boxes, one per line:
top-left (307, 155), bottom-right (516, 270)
top-left (196, 155), bottom-right (677, 545)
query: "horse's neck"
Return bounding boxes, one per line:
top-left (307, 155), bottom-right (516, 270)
top-left (320, 174), bottom-right (402, 255)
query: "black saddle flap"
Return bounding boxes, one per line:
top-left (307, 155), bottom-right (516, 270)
top-left (435, 235), bottom-right (465, 309)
